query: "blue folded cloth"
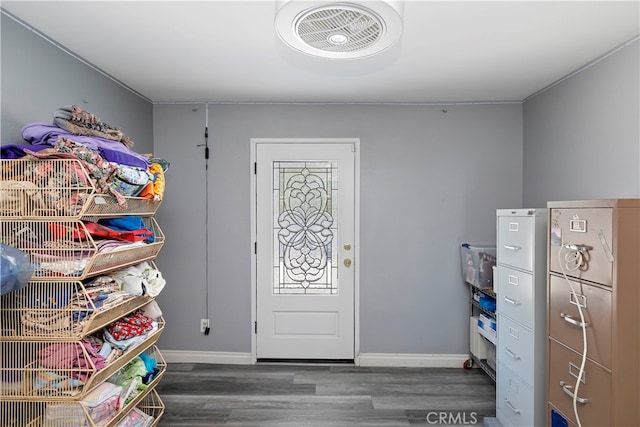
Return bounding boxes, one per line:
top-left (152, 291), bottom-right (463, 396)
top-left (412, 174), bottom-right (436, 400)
top-left (98, 216), bottom-right (144, 232)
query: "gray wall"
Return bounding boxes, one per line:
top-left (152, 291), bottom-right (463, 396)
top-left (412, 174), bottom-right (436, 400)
top-left (1, 12), bottom-right (153, 152)
top-left (153, 103), bottom-right (523, 354)
top-left (523, 40), bottom-right (640, 207)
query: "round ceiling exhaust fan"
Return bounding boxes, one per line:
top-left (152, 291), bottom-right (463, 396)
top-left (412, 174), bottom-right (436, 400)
top-left (275, 0), bottom-right (404, 59)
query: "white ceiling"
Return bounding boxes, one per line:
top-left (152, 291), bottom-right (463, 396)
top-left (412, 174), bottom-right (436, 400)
top-left (3, 1), bottom-right (639, 104)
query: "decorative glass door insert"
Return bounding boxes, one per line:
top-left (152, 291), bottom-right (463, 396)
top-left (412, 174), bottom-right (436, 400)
top-left (273, 161), bottom-right (338, 294)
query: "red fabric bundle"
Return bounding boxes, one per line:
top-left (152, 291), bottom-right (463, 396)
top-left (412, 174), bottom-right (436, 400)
top-left (48, 222), bottom-right (152, 242)
top-left (107, 312), bottom-right (154, 341)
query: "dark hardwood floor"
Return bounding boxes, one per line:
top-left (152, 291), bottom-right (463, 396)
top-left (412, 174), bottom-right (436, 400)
top-left (155, 363), bottom-right (496, 426)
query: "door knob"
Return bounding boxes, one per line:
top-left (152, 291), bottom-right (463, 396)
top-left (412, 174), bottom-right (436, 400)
top-left (344, 258), bottom-right (352, 267)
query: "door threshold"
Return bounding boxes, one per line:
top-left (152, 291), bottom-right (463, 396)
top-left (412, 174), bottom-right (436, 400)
top-left (257, 358), bottom-right (355, 365)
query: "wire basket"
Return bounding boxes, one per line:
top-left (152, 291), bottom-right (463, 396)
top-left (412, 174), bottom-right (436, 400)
top-left (1, 347), bottom-right (166, 426)
top-left (0, 218), bottom-right (164, 281)
top-left (0, 159), bottom-right (95, 219)
top-left (1, 279), bottom-right (154, 340)
top-left (1, 321), bottom-right (164, 401)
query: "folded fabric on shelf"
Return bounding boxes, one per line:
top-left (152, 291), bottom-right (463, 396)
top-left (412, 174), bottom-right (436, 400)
top-left (43, 403), bottom-right (88, 426)
top-left (53, 105), bottom-right (132, 147)
top-left (102, 321), bottom-right (157, 351)
top-left (81, 382), bottom-right (123, 425)
top-left (37, 340), bottom-right (107, 382)
top-left (33, 369), bottom-right (84, 391)
top-left (107, 312), bottom-right (155, 341)
top-left (115, 407), bottom-right (154, 427)
top-left (136, 162), bottom-right (165, 201)
top-left (0, 143), bottom-right (50, 159)
top-left (110, 262), bottom-right (165, 297)
top-left (22, 122), bottom-right (149, 168)
top-left (98, 216), bottom-right (154, 243)
top-left (24, 138), bottom-right (127, 207)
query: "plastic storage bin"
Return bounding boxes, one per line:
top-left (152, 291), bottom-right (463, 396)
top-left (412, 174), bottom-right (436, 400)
top-left (478, 313), bottom-right (497, 344)
top-left (460, 243), bottom-right (496, 288)
top-left (479, 294), bottom-right (496, 312)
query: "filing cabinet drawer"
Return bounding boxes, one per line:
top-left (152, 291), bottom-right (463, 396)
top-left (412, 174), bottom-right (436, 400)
top-left (498, 216), bottom-right (534, 271)
top-left (548, 207), bottom-right (613, 286)
top-left (548, 339), bottom-right (611, 427)
top-left (548, 274), bottom-right (612, 368)
top-left (498, 315), bottom-right (535, 385)
top-left (497, 266), bottom-right (533, 329)
top-left (497, 364), bottom-right (534, 427)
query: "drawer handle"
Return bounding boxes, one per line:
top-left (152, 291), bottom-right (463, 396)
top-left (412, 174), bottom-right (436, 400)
top-left (560, 381), bottom-right (589, 404)
top-left (504, 347), bottom-right (521, 360)
top-left (504, 296), bottom-right (521, 306)
top-left (560, 313), bottom-right (589, 328)
top-left (504, 398), bottom-right (521, 414)
top-left (503, 245), bottom-right (522, 251)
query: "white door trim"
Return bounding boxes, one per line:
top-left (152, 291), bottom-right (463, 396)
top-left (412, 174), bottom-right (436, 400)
top-left (250, 138), bottom-right (360, 364)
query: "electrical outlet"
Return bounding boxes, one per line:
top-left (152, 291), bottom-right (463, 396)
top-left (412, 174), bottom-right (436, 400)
top-left (200, 318), bottom-right (210, 333)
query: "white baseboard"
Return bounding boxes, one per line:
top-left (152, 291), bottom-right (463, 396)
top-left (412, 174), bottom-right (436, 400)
top-left (356, 353), bottom-right (469, 368)
top-left (160, 350), bottom-right (468, 368)
top-left (160, 350), bottom-right (252, 365)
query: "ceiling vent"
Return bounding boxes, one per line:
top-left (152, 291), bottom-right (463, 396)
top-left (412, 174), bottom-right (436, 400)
top-left (275, 1), bottom-right (404, 59)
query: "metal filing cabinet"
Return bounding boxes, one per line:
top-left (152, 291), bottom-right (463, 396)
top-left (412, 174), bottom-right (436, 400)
top-left (496, 209), bottom-right (547, 427)
top-left (546, 199), bottom-right (640, 427)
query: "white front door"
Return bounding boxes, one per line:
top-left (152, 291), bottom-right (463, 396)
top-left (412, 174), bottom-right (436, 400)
top-left (254, 139), bottom-right (356, 360)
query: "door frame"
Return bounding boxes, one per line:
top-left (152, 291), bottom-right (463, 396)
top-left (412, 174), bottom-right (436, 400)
top-left (250, 138), bottom-right (360, 364)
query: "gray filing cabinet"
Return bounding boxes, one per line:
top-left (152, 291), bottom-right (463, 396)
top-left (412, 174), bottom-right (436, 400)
top-left (496, 209), bottom-right (547, 427)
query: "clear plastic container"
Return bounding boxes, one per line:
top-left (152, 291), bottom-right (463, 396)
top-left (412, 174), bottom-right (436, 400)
top-left (460, 243), bottom-right (496, 288)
